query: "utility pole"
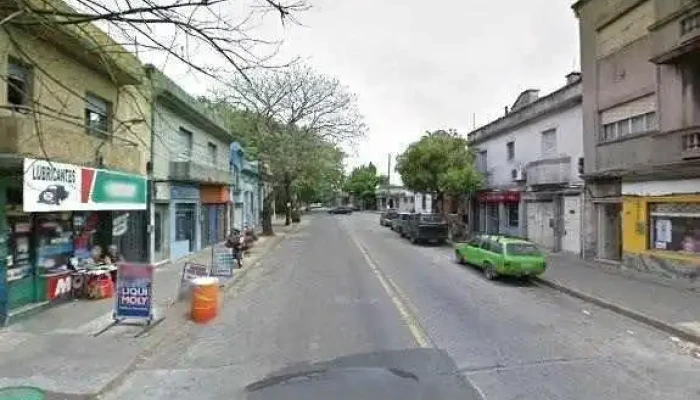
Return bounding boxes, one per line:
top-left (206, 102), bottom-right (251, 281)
top-left (387, 153), bottom-right (391, 186)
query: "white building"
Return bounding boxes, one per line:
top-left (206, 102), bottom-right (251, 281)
top-left (467, 73), bottom-right (584, 254)
top-left (376, 185), bottom-right (433, 214)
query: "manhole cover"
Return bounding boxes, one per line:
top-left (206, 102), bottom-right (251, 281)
top-left (0, 387), bottom-right (45, 400)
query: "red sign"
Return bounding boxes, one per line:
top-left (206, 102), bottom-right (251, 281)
top-left (477, 191), bottom-right (520, 203)
top-left (47, 273), bottom-right (73, 300)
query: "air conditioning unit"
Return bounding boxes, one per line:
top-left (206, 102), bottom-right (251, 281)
top-left (513, 167), bottom-right (526, 182)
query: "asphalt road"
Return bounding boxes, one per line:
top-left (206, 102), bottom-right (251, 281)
top-left (103, 212), bottom-right (700, 400)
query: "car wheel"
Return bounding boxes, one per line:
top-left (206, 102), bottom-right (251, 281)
top-left (410, 235), bottom-right (418, 245)
top-left (454, 250), bottom-right (464, 264)
top-left (484, 264), bottom-right (497, 280)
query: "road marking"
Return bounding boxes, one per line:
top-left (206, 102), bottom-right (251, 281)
top-left (348, 231), bottom-right (433, 348)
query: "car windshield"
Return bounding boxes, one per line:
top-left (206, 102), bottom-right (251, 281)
top-left (506, 243), bottom-right (541, 256)
top-left (420, 214), bottom-right (443, 222)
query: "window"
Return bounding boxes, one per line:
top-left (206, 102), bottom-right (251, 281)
top-left (506, 243), bottom-right (541, 256)
top-left (477, 150), bottom-right (487, 172)
top-left (7, 60), bottom-right (31, 110)
top-left (511, 169), bottom-right (517, 181)
top-left (507, 203), bottom-right (519, 227)
top-left (541, 129), bottom-right (557, 157)
top-left (489, 241), bottom-right (503, 254)
top-left (681, 13), bottom-right (700, 36)
top-left (617, 119), bottom-right (630, 136)
top-left (603, 123), bottom-right (617, 142)
top-left (631, 114), bottom-right (645, 133)
top-left (682, 132), bottom-right (700, 152)
top-left (208, 142), bottom-right (218, 167)
top-left (506, 141), bottom-right (515, 160)
top-left (85, 93), bottom-right (111, 136)
top-left (421, 194), bottom-right (426, 210)
top-left (178, 128), bottom-right (193, 161)
top-left (420, 214), bottom-right (443, 222)
top-left (601, 112), bottom-right (657, 142)
top-left (649, 203), bottom-right (700, 254)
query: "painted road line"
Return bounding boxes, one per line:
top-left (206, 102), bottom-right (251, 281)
top-left (348, 231), bottom-right (433, 348)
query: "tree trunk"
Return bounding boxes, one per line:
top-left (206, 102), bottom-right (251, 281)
top-left (261, 187), bottom-right (274, 236)
top-left (284, 178), bottom-right (292, 226)
top-left (432, 192), bottom-right (440, 213)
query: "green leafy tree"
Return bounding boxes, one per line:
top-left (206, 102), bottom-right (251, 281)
top-left (395, 130), bottom-right (483, 212)
top-left (344, 163), bottom-right (380, 210)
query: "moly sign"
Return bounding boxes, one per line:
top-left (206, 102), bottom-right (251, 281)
top-left (115, 263), bottom-right (154, 320)
top-left (23, 158), bottom-right (147, 212)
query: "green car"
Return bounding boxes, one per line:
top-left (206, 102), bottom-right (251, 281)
top-left (454, 235), bottom-right (546, 280)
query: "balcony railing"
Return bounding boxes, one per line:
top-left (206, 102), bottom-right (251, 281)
top-left (526, 157), bottom-right (572, 186)
top-left (169, 160), bottom-right (233, 184)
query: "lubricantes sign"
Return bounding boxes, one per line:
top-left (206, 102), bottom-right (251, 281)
top-left (23, 158), bottom-right (147, 212)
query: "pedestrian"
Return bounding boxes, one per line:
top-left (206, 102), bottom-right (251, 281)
top-left (226, 229), bottom-right (244, 268)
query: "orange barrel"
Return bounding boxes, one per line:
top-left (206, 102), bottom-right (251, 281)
top-left (191, 277), bottom-right (220, 323)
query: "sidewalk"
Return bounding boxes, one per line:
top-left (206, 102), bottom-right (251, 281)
top-left (537, 252), bottom-right (700, 344)
top-left (0, 219), bottom-right (304, 396)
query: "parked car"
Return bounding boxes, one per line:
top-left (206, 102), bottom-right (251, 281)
top-left (329, 206), bottom-right (353, 215)
top-left (404, 213), bottom-right (448, 245)
top-left (379, 209), bottom-right (399, 227)
top-left (453, 235), bottom-right (546, 280)
top-left (391, 212), bottom-right (412, 236)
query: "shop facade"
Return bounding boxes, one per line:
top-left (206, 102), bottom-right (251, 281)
top-left (230, 142), bottom-right (261, 231)
top-left (200, 185), bottom-right (229, 247)
top-left (474, 190), bottom-right (523, 237)
top-left (169, 184), bottom-right (201, 261)
top-left (620, 179), bottom-right (700, 280)
top-left (0, 158), bottom-right (147, 324)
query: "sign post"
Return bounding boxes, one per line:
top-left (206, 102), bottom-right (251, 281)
top-left (114, 263), bottom-right (154, 324)
top-left (213, 250), bottom-right (235, 277)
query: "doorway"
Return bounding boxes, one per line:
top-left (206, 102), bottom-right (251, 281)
top-left (153, 204), bottom-right (169, 262)
top-left (598, 202), bottom-right (622, 260)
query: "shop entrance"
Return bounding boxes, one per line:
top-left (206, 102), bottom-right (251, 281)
top-left (173, 203), bottom-right (196, 259)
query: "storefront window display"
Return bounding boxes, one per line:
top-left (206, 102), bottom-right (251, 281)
top-left (649, 203), bottom-right (700, 254)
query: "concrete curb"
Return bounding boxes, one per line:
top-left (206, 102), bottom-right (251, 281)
top-left (88, 221), bottom-right (306, 399)
top-left (533, 276), bottom-right (700, 346)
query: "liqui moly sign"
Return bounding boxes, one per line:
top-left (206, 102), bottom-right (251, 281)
top-left (114, 263), bottom-right (154, 321)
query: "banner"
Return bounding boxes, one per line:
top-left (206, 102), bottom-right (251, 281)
top-left (213, 251), bottom-right (236, 277)
top-left (23, 158), bottom-right (147, 212)
top-left (115, 263), bottom-right (154, 321)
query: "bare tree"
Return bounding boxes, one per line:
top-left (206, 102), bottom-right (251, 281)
top-left (4, 0), bottom-right (310, 77)
top-left (219, 63), bottom-right (367, 143)
top-left (208, 65), bottom-right (365, 234)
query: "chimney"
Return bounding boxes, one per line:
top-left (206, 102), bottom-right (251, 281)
top-left (504, 106), bottom-right (509, 115)
top-left (566, 72), bottom-right (582, 85)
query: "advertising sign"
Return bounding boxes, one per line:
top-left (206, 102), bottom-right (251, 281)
top-left (23, 158), bottom-right (147, 212)
top-left (115, 263), bottom-right (154, 321)
top-left (179, 262), bottom-right (210, 298)
top-left (46, 273), bottom-right (74, 300)
top-left (213, 251), bottom-right (235, 277)
top-left (182, 262), bottom-right (210, 282)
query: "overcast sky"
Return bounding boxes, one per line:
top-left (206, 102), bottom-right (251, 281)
top-left (161, 0), bottom-right (580, 182)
